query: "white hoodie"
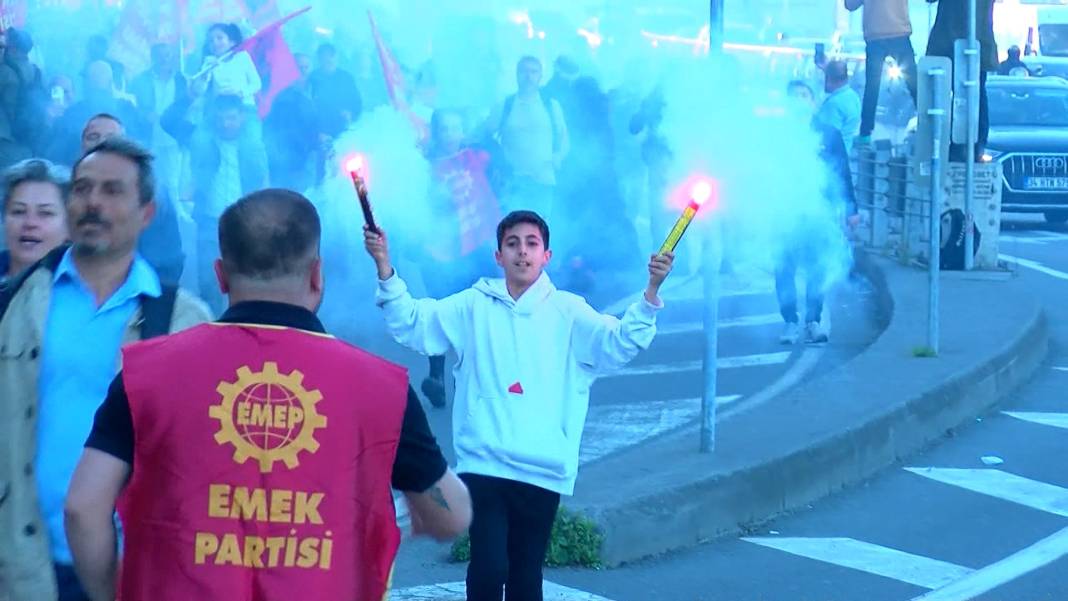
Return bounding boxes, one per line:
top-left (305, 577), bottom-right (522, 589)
top-left (376, 271), bottom-right (661, 495)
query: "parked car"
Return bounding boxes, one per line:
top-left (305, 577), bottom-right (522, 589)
top-left (985, 75), bottom-right (1068, 223)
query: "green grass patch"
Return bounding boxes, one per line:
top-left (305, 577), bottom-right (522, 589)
top-left (449, 507), bottom-right (603, 568)
top-left (912, 346), bottom-right (937, 358)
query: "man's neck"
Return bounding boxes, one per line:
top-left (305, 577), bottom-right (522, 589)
top-left (73, 251), bottom-right (135, 308)
top-left (517, 87), bottom-right (539, 99)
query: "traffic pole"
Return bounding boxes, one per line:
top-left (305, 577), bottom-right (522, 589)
top-left (963, 0), bottom-right (979, 270)
top-left (700, 0), bottom-right (725, 454)
top-left (928, 66), bottom-right (946, 355)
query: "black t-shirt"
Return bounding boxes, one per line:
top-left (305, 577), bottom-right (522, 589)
top-left (85, 301), bottom-right (447, 493)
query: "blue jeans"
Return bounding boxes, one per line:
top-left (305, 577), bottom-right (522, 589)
top-left (776, 243), bottom-right (828, 325)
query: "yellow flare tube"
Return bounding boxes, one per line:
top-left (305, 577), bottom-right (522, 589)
top-left (659, 203), bottom-right (699, 255)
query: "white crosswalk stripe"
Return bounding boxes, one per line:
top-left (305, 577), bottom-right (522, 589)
top-left (904, 467), bottom-right (1068, 517)
top-left (617, 352), bottom-right (790, 376)
top-left (580, 396), bottom-right (741, 464)
top-left (911, 526), bottom-right (1068, 601)
top-left (656, 312), bottom-right (782, 335)
top-left (745, 457), bottom-right (1068, 595)
top-left (390, 580), bottom-right (615, 600)
top-left (743, 537), bottom-right (974, 589)
top-left (1000, 253), bottom-right (1068, 281)
top-left (1004, 411), bottom-right (1068, 431)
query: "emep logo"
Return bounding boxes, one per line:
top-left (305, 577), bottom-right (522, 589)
top-left (209, 362), bottom-right (327, 473)
top-left (1033, 156), bottom-right (1067, 172)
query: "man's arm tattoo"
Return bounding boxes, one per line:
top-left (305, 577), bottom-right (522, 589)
top-left (429, 486), bottom-right (450, 511)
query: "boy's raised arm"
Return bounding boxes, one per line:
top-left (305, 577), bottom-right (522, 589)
top-left (365, 226), bottom-right (467, 356)
top-left (572, 253), bottom-right (674, 373)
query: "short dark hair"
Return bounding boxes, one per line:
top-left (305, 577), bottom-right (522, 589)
top-left (824, 60), bottom-right (849, 82)
top-left (212, 93), bottom-right (245, 115)
top-left (74, 136), bottom-right (155, 206)
top-left (1, 158), bottom-right (70, 212)
top-left (87, 112), bottom-right (124, 128)
top-left (219, 188), bottom-right (321, 281)
top-left (787, 79), bottom-right (813, 96)
top-left (6, 28), bottom-right (33, 54)
top-left (517, 55), bottom-right (542, 70)
top-left (496, 210), bottom-right (550, 250)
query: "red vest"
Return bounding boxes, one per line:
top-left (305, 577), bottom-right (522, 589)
top-left (117, 322), bottom-right (408, 601)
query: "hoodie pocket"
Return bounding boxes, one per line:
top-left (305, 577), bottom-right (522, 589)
top-left (459, 396), bottom-right (569, 479)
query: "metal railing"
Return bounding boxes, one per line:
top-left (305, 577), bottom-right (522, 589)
top-left (852, 145), bottom-right (937, 268)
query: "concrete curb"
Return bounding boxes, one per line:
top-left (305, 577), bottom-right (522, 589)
top-left (567, 251), bottom-right (1048, 567)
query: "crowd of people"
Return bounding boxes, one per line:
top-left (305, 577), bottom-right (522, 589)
top-left (0, 10), bottom-right (877, 601)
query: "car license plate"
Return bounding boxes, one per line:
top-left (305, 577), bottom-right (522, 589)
top-left (1026, 177), bottom-right (1068, 190)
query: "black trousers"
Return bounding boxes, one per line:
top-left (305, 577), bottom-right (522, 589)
top-left (461, 474), bottom-right (561, 601)
top-left (861, 35), bottom-right (919, 138)
top-left (55, 563), bottom-right (90, 601)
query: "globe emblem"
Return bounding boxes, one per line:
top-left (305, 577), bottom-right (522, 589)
top-left (211, 362), bottom-right (327, 473)
top-left (233, 381), bottom-right (303, 452)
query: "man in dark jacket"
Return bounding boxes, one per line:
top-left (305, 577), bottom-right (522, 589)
top-left (46, 61), bottom-right (147, 165)
top-left (162, 92), bottom-right (268, 314)
top-left (130, 43), bottom-right (186, 209)
top-left (926, 0), bottom-right (997, 162)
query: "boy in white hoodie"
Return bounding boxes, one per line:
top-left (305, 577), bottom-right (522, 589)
top-left (364, 211), bottom-right (673, 601)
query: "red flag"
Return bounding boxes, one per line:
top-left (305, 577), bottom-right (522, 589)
top-left (368, 10), bottom-right (429, 141)
top-left (233, 6), bottom-right (309, 118)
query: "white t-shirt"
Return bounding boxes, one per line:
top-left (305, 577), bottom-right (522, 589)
top-left (499, 95), bottom-right (565, 186)
top-left (205, 141), bottom-right (242, 218)
top-left (209, 51), bottom-right (261, 107)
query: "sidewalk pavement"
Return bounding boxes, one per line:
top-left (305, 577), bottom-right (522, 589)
top-left (567, 251), bottom-right (1047, 566)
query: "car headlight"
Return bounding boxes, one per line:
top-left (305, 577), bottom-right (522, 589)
top-left (981, 150), bottom-right (1004, 163)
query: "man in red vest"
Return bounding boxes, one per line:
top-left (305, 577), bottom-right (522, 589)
top-left (63, 188), bottom-right (472, 601)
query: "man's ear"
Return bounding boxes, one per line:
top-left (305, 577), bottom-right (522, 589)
top-left (214, 259), bottom-right (230, 295)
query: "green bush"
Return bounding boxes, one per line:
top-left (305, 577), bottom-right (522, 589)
top-left (449, 507), bottom-right (603, 568)
top-left (912, 345), bottom-right (937, 358)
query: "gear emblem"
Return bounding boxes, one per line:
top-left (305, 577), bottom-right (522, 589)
top-left (209, 362), bottom-right (328, 473)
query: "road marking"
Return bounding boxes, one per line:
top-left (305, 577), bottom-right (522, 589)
top-left (911, 526), bottom-right (1068, 601)
top-left (905, 468), bottom-right (1068, 517)
top-left (657, 313), bottom-right (782, 335)
top-left (618, 352), bottom-right (791, 376)
top-left (1053, 366), bottom-right (1068, 372)
top-left (719, 347), bottom-right (823, 421)
top-left (390, 580), bottom-right (614, 600)
top-left (999, 254), bottom-right (1068, 281)
top-left (1004, 411), bottom-right (1068, 431)
top-left (580, 396), bottom-right (741, 464)
top-left (743, 537), bottom-right (974, 589)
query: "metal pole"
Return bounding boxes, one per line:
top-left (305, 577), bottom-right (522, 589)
top-left (928, 67), bottom-right (945, 355)
top-left (963, 0), bottom-right (979, 270)
top-left (701, 220), bottom-right (721, 453)
top-left (700, 0), bottom-right (725, 454)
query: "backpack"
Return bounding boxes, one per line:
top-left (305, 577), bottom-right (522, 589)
top-left (484, 91), bottom-right (561, 195)
top-left (939, 209), bottom-right (982, 270)
top-left (0, 245), bottom-right (178, 340)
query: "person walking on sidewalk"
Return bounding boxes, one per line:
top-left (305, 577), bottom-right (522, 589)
top-left (781, 81), bottom-right (861, 345)
top-left (816, 60), bottom-right (862, 151)
top-left (845, 0), bottom-right (918, 148)
top-left (64, 189), bottom-right (471, 601)
top-left (365, 210), bottom-right (673, 601)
